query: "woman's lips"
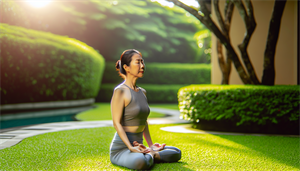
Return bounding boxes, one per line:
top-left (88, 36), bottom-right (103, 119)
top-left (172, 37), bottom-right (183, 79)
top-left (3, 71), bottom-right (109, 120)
top-left (140, 71), bottom-right (144, 73)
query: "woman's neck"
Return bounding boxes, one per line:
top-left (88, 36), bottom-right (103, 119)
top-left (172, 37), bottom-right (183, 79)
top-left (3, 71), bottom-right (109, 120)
top-left (124, 77), bottom-right (138, 90)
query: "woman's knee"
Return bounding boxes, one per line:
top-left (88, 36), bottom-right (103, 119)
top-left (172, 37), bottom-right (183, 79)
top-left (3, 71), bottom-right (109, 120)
top-left (125, 153), bottom-right (153, 170)
top-left (158, 146), bottom-right (182, 162)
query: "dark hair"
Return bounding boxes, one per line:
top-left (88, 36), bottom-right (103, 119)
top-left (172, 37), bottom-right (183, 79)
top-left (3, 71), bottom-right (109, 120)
top-left (115, 49), bottom-right (142, 79)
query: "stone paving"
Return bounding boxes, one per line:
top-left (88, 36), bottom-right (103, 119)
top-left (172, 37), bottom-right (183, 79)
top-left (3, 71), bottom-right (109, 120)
top-left (0, 107), bottom-right (298, 150)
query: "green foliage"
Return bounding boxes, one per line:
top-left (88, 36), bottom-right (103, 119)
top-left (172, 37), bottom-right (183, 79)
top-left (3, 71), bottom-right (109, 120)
top-left (1, 0), bottom-right (211, 63)
top-left (102, 62), bottom-right (211, 84)
top-left (97, 84), bottom-right (188, 103)
top-left (0, 23), bottom-right (105, 104)
top-left (99, 62), bottom-right (211, 103)
top-left (178, 85), bottom-right (300, 133)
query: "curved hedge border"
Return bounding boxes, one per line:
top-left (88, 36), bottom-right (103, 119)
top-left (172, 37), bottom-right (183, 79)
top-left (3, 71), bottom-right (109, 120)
top-left (0, 23), bottom-right (105, 104)
top-left (96, 83), bottom-right (189, 103)
top-left (178, 85), bottom-right (300, 134)
top-left (102, 62), bottom-right (211, 84)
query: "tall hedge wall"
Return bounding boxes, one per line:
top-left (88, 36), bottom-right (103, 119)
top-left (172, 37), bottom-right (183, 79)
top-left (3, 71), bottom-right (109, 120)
top-left (0, 23), bottom-right (105, 104)
top-left (98, 62), bottom-right (211, 103)
top-left (102, 62), bottom-right (211, 84)
top-left (178, 85), bottom-right (300, 134)
top-left (97, 83), bottom-right (189, 103)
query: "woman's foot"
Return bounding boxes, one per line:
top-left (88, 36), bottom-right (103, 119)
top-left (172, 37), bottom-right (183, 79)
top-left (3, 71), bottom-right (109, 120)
top-left (152, 149), bottom-right (161, 161)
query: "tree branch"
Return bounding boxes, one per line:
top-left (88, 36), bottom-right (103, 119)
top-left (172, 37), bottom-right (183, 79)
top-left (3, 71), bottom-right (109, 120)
top-left (232, 0), bottom-right (259, 84)
top-left (224, 1), bottom-right (234, 83)
top-left (217, 39), bottom-right (230, 84)
top-left (224, 1), bottom-right (234, 32)
top-left (214, 0), bottom-right (231, 84)
top-left (213, 0), bottom-right (227, 33)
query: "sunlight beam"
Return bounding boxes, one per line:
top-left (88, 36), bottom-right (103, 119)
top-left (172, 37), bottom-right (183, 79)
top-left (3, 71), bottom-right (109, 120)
top-left (26, 0), bottom-right (52, 8)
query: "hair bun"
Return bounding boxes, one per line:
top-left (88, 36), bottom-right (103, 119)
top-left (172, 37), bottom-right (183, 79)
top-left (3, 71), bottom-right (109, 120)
top-left (115, 60), bottom-right (120, 70)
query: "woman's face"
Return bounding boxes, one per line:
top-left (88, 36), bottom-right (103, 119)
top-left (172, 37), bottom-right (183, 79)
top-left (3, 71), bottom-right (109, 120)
top-left (124, 53), bottom-right (145, 78)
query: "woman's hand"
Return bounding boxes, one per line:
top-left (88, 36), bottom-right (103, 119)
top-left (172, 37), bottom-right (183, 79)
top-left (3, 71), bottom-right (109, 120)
top-left (131, 141), bottom-right (150, 153)
top-left (150, 143), bottom-right (166, 151)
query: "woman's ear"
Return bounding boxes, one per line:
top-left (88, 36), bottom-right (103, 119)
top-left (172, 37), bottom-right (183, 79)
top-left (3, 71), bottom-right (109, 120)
top-left (123, 64), bottom-right (130, 73)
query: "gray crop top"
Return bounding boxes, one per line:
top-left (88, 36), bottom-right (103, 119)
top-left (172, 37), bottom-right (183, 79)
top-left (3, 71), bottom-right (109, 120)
top-left (120, 84), bottom-right (150, 126)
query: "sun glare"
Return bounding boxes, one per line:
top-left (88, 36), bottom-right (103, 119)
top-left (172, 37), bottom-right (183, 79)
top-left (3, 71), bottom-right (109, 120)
top-left (26, 0), bottom-right (52, 8)
top-left (152, 0), bottom-right (199, 8)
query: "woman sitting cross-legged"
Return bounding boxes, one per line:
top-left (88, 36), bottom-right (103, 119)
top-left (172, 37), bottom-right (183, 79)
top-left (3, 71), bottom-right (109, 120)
top-left (109, 49), bottom-right (182, 170)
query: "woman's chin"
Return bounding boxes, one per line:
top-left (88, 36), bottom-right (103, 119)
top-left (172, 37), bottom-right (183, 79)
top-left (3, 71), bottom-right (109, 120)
top-left (138, 73), bottom-right (144, 78)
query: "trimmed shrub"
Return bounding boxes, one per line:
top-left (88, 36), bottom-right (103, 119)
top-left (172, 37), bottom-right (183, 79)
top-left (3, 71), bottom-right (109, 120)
top-left (102, 62), bottom-right (211, 84)
top-left (97, 83), bottom-right (189, 103)
top-left (178, 84), bottom-right (300, 134)
top-left (0, 23), bottom-right (105, 104)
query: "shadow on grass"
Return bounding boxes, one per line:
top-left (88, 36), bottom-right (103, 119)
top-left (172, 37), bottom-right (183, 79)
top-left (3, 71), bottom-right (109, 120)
top-left (112, 161), bottom-right (194, 171)
top-left (154, 124), bottom-right (299, 170)
top-left (214, 134), bottom-right (300, 170)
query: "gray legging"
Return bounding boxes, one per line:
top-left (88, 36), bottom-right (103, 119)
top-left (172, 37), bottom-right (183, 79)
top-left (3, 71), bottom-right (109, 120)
top-left (110, 132), bottom-right (181, 170)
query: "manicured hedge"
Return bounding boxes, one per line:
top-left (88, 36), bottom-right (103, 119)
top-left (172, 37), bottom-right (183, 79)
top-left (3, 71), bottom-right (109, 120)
top-left (96, 83), bottom-right (189, 103)
top-left (102, 62), bottom-right (211, 84)
top-left (0, 23), bottom-right (105, 104)
top-left (178, 84), bottom-right (300, 134)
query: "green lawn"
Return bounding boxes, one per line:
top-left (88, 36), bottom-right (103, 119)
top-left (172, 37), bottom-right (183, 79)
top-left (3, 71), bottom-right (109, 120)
top-left (149, 103), bottom-right (179, 110)
top-left (0, 124), bottom-right (299, 170)
top-left (75, 103), bottom-right (179, 121)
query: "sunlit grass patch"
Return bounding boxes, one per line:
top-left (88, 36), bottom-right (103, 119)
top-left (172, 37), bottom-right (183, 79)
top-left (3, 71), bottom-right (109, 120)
top-left (75, 103), bottom-right (176, 121)
top-left (148, 103), bottom-right (179, 110)
top-left (1, 124), bottom-right (299, 170)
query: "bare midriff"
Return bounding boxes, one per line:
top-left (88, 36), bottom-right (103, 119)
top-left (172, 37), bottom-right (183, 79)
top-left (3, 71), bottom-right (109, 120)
top-left (123, 125), bottom-right (146, 133)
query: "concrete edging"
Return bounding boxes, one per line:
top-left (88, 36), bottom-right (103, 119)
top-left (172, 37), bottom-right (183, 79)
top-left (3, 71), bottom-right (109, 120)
top-left (0, 98), bottom-right (95, 111)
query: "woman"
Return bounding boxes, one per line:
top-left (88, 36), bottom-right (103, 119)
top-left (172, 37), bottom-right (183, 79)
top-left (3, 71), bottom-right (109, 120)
top-left (109, 49), bottom-right (182, 170)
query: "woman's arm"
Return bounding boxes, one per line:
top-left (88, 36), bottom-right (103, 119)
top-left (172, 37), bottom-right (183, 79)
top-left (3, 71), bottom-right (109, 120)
top-left (143, 121), bottom-right (153, 147)
top-left (111, 88), bottom-right (132, 149)
top-left (143, 121), bottom-right (166, 151)
top-left (141, 88), bottom-right (165, 151)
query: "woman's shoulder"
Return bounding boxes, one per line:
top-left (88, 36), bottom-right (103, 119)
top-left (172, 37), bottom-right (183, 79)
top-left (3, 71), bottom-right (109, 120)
top-left (138, 86), bottom-right (146, 92)
top-left (114, 84), bottom-right (127, 92)
top-left (138, 86), bottom-right (147, 95)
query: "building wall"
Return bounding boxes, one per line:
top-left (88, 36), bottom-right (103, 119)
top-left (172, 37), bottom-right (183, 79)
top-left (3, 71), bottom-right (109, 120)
top-left (211, 0), bottom-right (298, 85)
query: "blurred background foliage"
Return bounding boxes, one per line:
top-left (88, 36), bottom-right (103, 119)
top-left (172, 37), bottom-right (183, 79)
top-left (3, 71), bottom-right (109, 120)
top-left (97, 62), bottom-right (211, 103)
top-left (0, 0), bottom-right (211, 63)
top-left (0, 23), bottom-right (105, 104)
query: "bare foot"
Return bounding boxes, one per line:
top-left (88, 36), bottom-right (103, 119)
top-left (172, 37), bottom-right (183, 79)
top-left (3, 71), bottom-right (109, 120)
top-left (149, 148), bottom-right (161, 161)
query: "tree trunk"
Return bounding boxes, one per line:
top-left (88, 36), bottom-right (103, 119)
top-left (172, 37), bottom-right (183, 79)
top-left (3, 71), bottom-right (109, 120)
top-left (170, 0), bottom-right (252, 84)
top-left (262, 0), bottom-right (287, 85)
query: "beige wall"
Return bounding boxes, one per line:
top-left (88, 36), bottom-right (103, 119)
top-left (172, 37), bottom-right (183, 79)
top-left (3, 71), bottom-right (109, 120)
top-left (211, 0), bottom-right (298, 85)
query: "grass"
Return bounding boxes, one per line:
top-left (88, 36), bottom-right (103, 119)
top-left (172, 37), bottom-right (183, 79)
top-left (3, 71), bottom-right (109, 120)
top-left (2, 103), bottom-right (298, 170)
top-left (0, 124), bottom-right (299, 170)
top-left (75, 103), bottom-right (179, 121)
